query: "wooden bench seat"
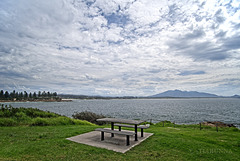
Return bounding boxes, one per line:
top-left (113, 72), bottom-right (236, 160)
top-left (95, 128), bottom-right (135, 146)
top-left (114, 124), bottom-right (149, 137)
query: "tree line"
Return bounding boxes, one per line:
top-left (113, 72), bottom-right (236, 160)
top-left (0, 90), bottom-right (60, 101)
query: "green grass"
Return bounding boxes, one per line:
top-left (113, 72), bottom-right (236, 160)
top-left (0, 104), bottom-right (94, 126)
top-left (0, 124), bottom-right (239, 161)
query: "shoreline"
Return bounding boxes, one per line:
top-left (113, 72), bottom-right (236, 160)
top-left (0, 99), bottom-right (72, 103)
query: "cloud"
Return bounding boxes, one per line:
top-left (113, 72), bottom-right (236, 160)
top-left (178, 70), bottom-right (206, 76)
top-left (0, 0), bottom-right (240, 96)
top-left (223, 35), bottom-right (240, 50)
top-left (168, 39), bottom-right (230, 61)
top-left (184, 29), bottom-right (206, 39)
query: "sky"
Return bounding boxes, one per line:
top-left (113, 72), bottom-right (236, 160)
top-left (0, 0), bottom-right (240, 96)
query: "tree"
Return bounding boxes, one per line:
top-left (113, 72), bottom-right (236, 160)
top-left (15, 92), bottom-right (19, 98)
top-left (10, 90), bottom-right (16, 98)
top-left (38, 91), bottom-right (41, 97)
top-left (19, 92), bottom-right (23, 98)
top-left (53, 92), bottom-right (57, 97)
top-left (33, 92), bottom-right (37, 98)
top-left (29, 92), bottom-right (32, 98)
top-left (24, 91), bottom-right (28, 99)
top-left (42, 91), bottom-right (47, 97)
top-left (4, 91), bottom-right (9, 99)
top-left (0, 90), bottom-right (59, 101)
top-left (0, 90), bottom-right (4, 98)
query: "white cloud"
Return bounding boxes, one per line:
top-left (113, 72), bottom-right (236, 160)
top-left (127, 0), bottom-right (162, 26)
top-left (0, 0), bottom-right (240, 96)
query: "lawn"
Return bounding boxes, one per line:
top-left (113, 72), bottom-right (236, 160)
top-left (0, 124), bottom-right (239, 161)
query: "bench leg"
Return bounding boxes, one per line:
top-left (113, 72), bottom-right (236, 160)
top-left (101, 131), bottom-right (104, 141)
top-left (126, 135), bottom-right (130, 146)
top-left (119, 126), bottom-right (121, 131)
top-left (135, 124), bottom-right (138, 141)
top-left (141, 128), bottom-right (143, 137)
top-left (111, 122), bottom-right (114, 137)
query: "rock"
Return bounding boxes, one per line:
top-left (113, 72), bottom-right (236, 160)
top-left (202, 121), bottom-right (236, 127)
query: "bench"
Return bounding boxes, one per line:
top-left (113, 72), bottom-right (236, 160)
top-left (114, 124), bottom-right (149, 137)
top-left (95, 128), bottom-right (135, 146)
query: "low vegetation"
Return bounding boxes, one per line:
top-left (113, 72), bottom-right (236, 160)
top-left (0, 104), bottom-right (93, 126)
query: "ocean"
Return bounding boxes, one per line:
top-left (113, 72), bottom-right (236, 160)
top-left (2, 98), bottom-right (240, 127)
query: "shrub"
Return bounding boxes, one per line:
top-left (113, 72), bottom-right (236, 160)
top-left (31, 117), bottom-right (49, 126)
top-left (25, 108), bottom-right (60, 118)
top-left (72, 119), bottom-right (95, 126)
top-left (30, 117), bottom-right (69, 126)
top-left (237, 141), bottom-right (240, 147)
top-left (0, 111), bottom-right (4, 117)
top-left (0, 104), bottom-right (95, 126)
top-left (51, 117), bottom-right (94, 126)
top-left (13, 112), bottom-right (31, 125)
top-left (72, 111), bottom-right (106, 125)
top-left (52, 117), bottom-right (75, 125)
top-left (0, 118), bottom-right (17, 126)
top-left (230, 127), bottom-right (240, 132)
top-left (15, 112), bottom-right (31, 121)
top-left (0, 104), bottom-right (60, 118)
top-left (30, 116), bottom-right (95, 126)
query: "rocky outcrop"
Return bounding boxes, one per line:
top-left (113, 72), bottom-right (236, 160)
top-left (202, 121), bottom-right (236, 127)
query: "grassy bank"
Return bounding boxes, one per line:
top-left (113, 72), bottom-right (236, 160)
top-left (0, 104), bottom-right (93, 126)
top-left (0, 124), bottom-right (239, 161)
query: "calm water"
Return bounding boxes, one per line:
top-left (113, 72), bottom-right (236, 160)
top-left (2, 98), bottom-right (240, 127)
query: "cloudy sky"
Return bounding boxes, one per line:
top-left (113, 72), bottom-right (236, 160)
top-left (0, 0), bottom-right (240, 96)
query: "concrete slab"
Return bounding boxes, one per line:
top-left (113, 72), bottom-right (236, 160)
top-left (66, 129), bottom-right (153, 153)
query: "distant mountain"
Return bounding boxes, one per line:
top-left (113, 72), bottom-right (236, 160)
top-left (150, 90), bottom-right (219, 98)
top-left (58, 91), bottom-right (239, 99)
top-left (231, 95), bottom-right (240, 98)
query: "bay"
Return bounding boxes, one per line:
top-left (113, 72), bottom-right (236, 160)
top-left (2, 98), bottom-right (240, 127)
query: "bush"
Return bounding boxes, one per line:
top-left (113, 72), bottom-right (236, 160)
top-left (31, 117), bottom-right (49, 126)
top-left (24, 108), bottom-right (60, 118)
top-left (29, 116), bottom-right (95, 126)
top-left (0, 111), bottom-right (4, 117)
top-left (51, 117), bottom-right (79, 126)
top-left (237, 141), bottom-right (240, 147)
top-left (15, 112), bottom-right (31, 121)
top-left (0, 104), bottom-right (95, 126)
top-left (72, 111), bottom-right (106, 125)
top-left (72, 119), bottom-right (95, 126)
top-left (52, 117), bottom-right (94, 126)
top-left (230, 127), bottom-right (240, 132)
top-left (0, 118), bottom-right (17, 126)
top-left (0, 104), bottom-right (61, 119)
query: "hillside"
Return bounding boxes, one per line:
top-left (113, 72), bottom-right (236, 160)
top-left (150, 90), bottom-right (219, 98)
